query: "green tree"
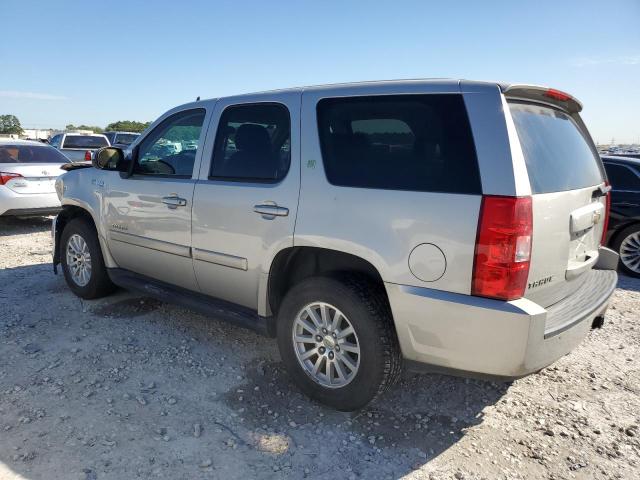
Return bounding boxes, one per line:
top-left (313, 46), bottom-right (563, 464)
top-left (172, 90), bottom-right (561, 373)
top-left (0, 114), bottom-right (24, 135)
top-left (105, 120), bottom-right (151, 133)
top-left (65, 124), bottom-right (104, 133)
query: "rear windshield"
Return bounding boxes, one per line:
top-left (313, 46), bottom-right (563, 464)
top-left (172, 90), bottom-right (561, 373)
top-left (509, 102), bottom-right (604, 194)
top-left (114, 133), bottom-right (139, 145)
top-left (62, 135), bottom-right (109, 149)
top-left (317, 94), bottom-right (481, 194)
top-left (0, 145), bottom-right (69, 164)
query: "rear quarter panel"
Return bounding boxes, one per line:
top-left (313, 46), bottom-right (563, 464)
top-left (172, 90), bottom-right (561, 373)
top-left (297, 85), bottom-right (484, 294)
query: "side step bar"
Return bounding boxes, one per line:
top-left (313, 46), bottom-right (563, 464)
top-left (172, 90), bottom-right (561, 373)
top-left (107, 268), bottom-right (274, 337)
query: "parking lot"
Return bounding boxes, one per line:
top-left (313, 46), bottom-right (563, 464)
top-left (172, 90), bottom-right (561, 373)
top-left (0, 216), bottom-right (639, 480)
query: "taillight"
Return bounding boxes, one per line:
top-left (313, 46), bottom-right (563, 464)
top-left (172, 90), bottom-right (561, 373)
top-left (601, 181), bottom-right (611, 246)
top-left (84, 150), bottom-right (92, 162)
top-left (544, 88), bottom-right (571, 102)
top-left (0, 172), bottom-right (23, 185)
top-left (472, 196), bottom-right (533, 301)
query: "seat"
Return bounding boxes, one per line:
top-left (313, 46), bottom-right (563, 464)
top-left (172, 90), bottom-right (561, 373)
top-left (225, 123), bottom-right (276, 179)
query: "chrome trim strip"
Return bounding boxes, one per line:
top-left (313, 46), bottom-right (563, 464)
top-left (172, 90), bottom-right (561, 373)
top-left (109, 230), bottom-right (191, 258)
top-left (193, 247), bottom-right (248, 271)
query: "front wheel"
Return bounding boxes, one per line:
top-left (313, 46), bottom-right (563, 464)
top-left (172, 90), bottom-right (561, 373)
top-left (276, 276), bottom-right (402, 411)
top-left (613, 224), bottom-right (640, 278)
top-left (60, 217), bottom-right (116, 299)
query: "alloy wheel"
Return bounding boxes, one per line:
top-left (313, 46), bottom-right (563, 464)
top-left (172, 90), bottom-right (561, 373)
top-left (66, 233), bottom-right (92, 287)
top-left (620, 231), bottom-right (640, 274)
top-left (292, 302), bottom-right (361, 388)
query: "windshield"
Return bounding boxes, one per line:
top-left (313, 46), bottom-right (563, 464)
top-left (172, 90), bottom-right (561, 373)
top-left (62, 135), bottom-right (109, 149)
top-left (0, 144), bottom-right (69, 164)
top-left (114, 133), bottom-right (139, 145)
top-left (509, 102), bottom-right (604, 194)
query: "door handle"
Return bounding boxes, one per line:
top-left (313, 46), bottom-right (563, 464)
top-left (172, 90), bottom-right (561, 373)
top-left (253, 204), bottom-right (289, 217)
top-left (162, 196), bottom-right (187, 208)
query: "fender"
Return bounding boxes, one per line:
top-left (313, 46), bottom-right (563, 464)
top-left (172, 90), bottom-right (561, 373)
top-left (52, 169), bottom-right (119, 272)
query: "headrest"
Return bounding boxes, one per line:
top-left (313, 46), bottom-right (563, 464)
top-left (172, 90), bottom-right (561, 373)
top-left (234, 123), bottom-right (271, 152)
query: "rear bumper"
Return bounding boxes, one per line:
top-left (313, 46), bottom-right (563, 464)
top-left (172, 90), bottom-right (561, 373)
top-left (386, 268), bottom-right (617, 379)
top-left (0, 188), bottom-right (61, 216)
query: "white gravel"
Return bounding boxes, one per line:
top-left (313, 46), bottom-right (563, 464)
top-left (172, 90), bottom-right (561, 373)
top-left (1, 216), bottom-right (639, 480)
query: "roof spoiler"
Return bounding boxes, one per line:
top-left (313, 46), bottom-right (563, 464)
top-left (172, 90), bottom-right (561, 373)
top-left (60, 163), bottom-right (92, 172)
top-left (500, 84), bottom-right (583, 113)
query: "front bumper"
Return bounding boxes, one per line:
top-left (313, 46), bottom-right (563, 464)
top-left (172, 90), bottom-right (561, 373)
top-left (386, 268), bottom-right (618, 379)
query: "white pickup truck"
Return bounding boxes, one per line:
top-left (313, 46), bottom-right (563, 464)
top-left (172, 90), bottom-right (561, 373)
top-left (49, 132), bottom-right (110, 163)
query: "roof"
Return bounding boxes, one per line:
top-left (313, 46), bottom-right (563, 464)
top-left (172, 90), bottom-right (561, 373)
top-left (64, 132), bottom-right (108, 136)
top-left (212, 78), bottom-right (476, 99)
top-left (177, 78), bottom-right (580, 113)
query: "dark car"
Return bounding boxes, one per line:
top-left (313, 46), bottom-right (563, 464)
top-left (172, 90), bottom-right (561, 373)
top-left (103, 131), bottom-right (140, 147)
top-left (602, 155), bottom-right (640, 277)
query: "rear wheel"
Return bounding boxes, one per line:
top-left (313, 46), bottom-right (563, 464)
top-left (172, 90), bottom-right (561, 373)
top-left (60, 217), bottom-right (116, 299)
top-left (613, 224), bottom-right (640, 277)
top-left (276, 276), bottom-right (402, 411)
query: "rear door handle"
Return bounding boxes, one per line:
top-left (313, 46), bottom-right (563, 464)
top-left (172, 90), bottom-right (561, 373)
top-left (253, 204), bottom-right (289, 217)
top-left (162, 196), bottom-right (187, 208)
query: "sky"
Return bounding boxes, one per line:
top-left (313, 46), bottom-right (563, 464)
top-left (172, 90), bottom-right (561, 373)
top-left (1, 0), bottom-right (639, 144)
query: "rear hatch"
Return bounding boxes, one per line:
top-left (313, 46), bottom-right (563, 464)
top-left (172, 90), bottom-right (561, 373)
top-left (505, 88), bottom-right (608, 308)
top-left (0, 143), bottom-right (69, 194)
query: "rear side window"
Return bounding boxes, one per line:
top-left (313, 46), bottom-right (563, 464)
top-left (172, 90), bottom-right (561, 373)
top-left (62, 135), bottom-right (109, 149)
top-left (0, 145), bottom-right (69, 164)
top-left (49, 135), bottom-right (62, 148)
top-left (604, 163), bottom-right (640, 190)
top-left (316, 94), bottom-right (481, 194)
top-left (210, 103), bottom-right (290, 182)
top-left (509, 103), bottom-right (604, 194)
top-left (114, 133), bottom-right (139, 146)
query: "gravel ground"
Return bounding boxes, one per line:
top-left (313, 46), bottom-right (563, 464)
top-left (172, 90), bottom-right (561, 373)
top-left (0, 216), bottom-right (639, 480)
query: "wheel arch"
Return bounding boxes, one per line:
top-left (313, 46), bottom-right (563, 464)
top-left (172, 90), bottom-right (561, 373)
top-left (266, 246), bottom-right (389, 320)
top-left (608, 220), bottom-right (640, 248)
top-left (53, 204), bottom-right (116, 270)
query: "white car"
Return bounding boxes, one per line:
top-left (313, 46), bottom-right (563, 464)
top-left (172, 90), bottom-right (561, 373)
top-left (0, 139), bottom-right (69, 217)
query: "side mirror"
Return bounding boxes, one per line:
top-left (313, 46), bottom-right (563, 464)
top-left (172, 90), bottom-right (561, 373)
top-left (93, 147), bottom-right (127, 171)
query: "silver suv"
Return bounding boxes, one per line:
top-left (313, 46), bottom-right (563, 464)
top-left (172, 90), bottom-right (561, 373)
top-left (52, 80), bottom-right (619, 411)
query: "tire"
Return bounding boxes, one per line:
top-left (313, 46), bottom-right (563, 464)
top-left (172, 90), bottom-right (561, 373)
top-left (612, 224), bottom-right (640, 278)
top-left (276, 275), bottom-right (402, 411)
top-left (60, 217), bottom-right (116, 299)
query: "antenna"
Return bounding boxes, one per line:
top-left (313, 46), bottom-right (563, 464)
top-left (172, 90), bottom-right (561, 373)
top-left (196, 96), bottom-right (200, 101)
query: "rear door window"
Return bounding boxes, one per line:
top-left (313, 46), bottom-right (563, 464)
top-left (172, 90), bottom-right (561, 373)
top-left (316, 94), bottom-right (481, 194)
top-left (210, 103), bottom-right (291, 182)
top-left (509, 103), bottom-right (604, 194)
top-left (62, 135), bottom-right (109, 149)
